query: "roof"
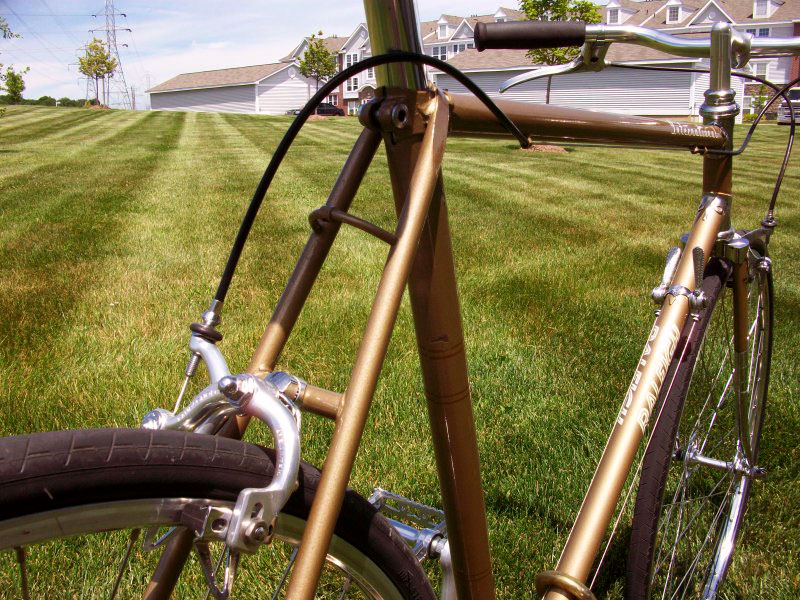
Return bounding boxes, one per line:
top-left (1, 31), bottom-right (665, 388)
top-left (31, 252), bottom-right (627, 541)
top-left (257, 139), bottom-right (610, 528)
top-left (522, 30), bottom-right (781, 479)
top-left (148, 63), bottom-right (288, 93)
top-left (281, 34), bottom-right (347, 63)
top-left (421, 7), bottom-right (526, 43)
top-left (446, 48), bottom-right (533, 70)
top-left (322, 35), bottom-right (348, 53)
top-left (609, 0), bottom-right (800, 26)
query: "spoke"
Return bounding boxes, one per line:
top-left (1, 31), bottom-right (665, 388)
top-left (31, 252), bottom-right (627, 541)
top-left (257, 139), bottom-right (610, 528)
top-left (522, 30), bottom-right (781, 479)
top-left (669, 477), bottom-right (736, 600)
top-left (204, 546), bottom-right (230, 600)
top-left (271, 546), bottom-right (299, 600)
top-left (338, 575), bottom-right (354, 599)
top-left (110, 529), bottom-right (141, 600)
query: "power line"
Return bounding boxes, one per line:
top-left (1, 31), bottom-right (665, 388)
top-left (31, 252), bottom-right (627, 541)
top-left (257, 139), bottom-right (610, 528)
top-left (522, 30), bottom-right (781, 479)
top-left (1, 0), bottom-right (67, 64)
top-left (0, 13), bottom-right (90, 17)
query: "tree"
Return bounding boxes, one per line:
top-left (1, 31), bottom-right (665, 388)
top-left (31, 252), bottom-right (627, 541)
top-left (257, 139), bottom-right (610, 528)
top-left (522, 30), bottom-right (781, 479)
top-left (519, 0), bottom-right (601, 103)
top-left (298, 31), bottom-right (337, 92)
top-left (78, 38), bottom-right (117, 106)
top-left (3, 66), bottom-right (29, 103)
top-left (1, 16), bottom-right (15, 39)
top-left (1, 16), bottom-right (21, 115)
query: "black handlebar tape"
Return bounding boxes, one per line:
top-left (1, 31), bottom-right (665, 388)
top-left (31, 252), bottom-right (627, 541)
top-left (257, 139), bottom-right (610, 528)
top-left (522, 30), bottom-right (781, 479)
top-left (474, 21), bottom-right (586, 51)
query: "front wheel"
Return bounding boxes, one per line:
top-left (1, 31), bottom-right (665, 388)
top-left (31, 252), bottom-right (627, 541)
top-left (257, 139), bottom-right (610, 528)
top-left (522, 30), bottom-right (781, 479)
top-left (627, 250), bottom-right (773, 599)
top-left (0, 428), bottom-right (435, 599)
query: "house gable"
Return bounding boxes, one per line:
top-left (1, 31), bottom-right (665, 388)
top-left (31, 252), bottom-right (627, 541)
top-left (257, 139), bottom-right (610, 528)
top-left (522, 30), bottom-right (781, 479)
top-left (605, 0), bottom-right (639, 24)
top-left (451, 20), bottom-right (475, 40)
top-left (686, 0), bottom-right (736, 25)
top-left (341, 23), bottom-right (369, 55)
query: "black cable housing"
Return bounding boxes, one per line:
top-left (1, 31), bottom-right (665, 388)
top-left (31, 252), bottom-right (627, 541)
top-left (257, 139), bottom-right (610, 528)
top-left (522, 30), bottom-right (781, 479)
top-left (213, 51), bottom-right (530, 303)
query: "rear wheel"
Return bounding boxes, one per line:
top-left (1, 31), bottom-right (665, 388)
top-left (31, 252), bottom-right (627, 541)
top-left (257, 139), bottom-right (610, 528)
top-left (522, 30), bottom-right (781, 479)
top-left (0, 428), bottom-right (435, 599)
top-left (627, 250), bottom-right (772, 599)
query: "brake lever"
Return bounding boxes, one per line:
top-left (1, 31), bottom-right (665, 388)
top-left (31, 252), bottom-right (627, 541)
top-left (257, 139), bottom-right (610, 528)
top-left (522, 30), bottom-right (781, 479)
top-left (500, 41), bottom-right (611, 92)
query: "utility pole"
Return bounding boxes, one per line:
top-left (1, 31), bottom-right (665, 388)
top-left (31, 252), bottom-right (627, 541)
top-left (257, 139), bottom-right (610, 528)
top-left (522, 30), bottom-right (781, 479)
top-left (131, 85), bottom-right (135, 110)
top-left (90, 0), bottom-right (132, 109)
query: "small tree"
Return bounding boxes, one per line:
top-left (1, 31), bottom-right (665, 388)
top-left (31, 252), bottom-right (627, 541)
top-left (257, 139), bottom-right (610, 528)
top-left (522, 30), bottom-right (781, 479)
top-left (1, 16), bottom-right (21, 115)
top-left (519, 0), bottom-right (601, 103)
top-left (78, 38), bottom-right (117, 106)
top-left (299, 31), bottom-right (337, 92)
top-left (3, 66), bottom-right (29, 103)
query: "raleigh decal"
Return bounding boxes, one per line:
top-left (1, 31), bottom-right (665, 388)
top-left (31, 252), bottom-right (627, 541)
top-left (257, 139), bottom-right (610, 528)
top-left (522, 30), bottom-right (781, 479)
top-left (617, 322), bottom-right (681, 434)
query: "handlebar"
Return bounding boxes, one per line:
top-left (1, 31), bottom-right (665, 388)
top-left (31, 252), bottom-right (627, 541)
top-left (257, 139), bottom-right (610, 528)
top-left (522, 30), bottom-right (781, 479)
top-left (474, 21), bottom-right (800, 93)
top-left (475, 21), bottom-right (800, 64)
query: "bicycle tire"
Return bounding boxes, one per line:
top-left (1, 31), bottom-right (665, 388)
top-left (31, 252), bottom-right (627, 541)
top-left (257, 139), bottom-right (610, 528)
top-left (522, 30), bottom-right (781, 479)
top-left (626, 251), bottom-right (773, 599)
top-left (0, 428), bottom-right (435, 599)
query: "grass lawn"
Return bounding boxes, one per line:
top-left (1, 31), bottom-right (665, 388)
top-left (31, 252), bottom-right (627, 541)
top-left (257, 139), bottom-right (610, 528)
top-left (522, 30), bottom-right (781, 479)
top-left (0, 105), bottom-right (798, 598)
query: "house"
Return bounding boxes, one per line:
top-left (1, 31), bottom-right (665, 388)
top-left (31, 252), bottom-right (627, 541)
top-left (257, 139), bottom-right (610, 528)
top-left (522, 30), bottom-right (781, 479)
top-left (148, 33), bottom-right (349, 115)
top-left (601, 0), bottom-right (800, 113)
top-left (431, 0), bottom-right (799, 120)
top-left (282, 34), bottom-right (349, 110)
top-left (148, 62), bottom-right (317, 114)
top-left (148, 2), bottom-right (797, 118)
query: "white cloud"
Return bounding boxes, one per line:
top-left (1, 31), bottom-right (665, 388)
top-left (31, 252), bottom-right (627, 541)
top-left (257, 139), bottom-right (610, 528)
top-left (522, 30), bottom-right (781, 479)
top-left (2, 0), bottom-right (536, 104)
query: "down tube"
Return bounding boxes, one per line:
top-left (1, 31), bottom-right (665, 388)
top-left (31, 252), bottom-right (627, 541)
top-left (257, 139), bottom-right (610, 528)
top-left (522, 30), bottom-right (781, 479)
top-left (544, 201), bottom-right (730, 598)
top-left (364, 1), bottom-right (496, 598)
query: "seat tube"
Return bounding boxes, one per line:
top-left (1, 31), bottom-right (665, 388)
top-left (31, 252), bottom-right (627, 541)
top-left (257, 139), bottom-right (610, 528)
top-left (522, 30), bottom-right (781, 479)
top-left (363, 2), bottom-right (496, 598)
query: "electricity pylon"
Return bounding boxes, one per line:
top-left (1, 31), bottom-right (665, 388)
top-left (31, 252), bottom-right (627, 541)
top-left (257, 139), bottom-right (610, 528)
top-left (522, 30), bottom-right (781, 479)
top-left (90, 0), bottom-right (131, 109)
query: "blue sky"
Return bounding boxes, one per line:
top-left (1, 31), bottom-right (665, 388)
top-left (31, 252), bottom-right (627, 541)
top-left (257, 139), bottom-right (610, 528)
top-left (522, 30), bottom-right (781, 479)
top-left (0, 1), bottom-right (539, 107)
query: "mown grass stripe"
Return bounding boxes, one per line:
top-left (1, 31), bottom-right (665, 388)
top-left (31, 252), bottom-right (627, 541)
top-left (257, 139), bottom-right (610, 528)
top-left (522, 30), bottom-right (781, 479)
top-left (0, 110), bottom-right (157, 188)
top-left (0, 109), bottom-right (796, 598)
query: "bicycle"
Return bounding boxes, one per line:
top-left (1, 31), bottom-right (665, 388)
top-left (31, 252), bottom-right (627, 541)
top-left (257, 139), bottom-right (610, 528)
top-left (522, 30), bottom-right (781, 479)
top-left (1, 2), bottom-right (798, 598)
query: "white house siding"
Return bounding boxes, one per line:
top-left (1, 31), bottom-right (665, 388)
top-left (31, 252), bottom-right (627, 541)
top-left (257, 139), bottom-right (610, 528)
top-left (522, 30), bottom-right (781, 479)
top-left (437, 64), bottom-right (747, 122)
top-left (256, 68), bottom-right (314, 115)
top-left (436, 67), bottom-right (693, 115)
top-left (689, 63), bottom-right (745, 121)
top-left (150, 85), bottom-right (255, 113)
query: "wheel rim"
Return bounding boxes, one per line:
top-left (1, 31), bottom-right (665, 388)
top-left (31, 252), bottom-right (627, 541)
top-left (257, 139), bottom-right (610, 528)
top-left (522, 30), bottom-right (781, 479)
top-left (0, 498), bottom-right (405, 599)
top-left (649, 252), bottom-right (770, 599)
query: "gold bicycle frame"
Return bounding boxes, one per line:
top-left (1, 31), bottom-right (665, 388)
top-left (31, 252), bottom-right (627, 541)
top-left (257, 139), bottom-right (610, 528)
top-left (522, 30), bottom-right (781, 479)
top-left (145, 4), bottom-right (747, 599)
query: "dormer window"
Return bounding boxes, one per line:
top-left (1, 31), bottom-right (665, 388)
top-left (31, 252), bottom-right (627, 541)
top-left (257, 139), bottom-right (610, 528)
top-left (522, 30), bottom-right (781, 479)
top-left (496, 17), bottom-right (506, 22)
top-left (439, 24), bottom-right (448, 38)
top-left (667, 5), bottom-right (680, 22)
top-left (754, 0), bottom-right (769, 17)
top-left (607, 8), bottom-right (619, 23)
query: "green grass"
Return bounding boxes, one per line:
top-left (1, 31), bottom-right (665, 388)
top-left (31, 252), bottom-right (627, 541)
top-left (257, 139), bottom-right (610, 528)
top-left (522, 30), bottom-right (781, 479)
top-left (0, 104), bottom-right (798, 598)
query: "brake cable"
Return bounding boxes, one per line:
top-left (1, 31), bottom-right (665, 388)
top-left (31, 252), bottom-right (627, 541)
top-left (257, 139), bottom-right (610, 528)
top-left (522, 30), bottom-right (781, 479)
top-left (214, 51), bottom-right (530, 304)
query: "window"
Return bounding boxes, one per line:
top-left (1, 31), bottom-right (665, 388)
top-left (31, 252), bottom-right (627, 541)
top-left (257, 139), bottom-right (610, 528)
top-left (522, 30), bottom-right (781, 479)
top-left (667, 6), bottom-right (680, 22)
top-left (367, 67), bottom-right (374, 79)
top-left (467, 43), bottom-right (474, 49)
top-left (348, 100), bottom-right (358, 115)
top-left (607, 8), bottom-right (619, 23)
top-left (496, 17), bottom-right (506, 22)
top-left (752, 61), bottom-right (768, 78)
top-left (754, 0), bottom-right (768, 16)
top-left (452, 43), bottom-right (466, 55)
top-left (439, 24), bottom-right (447, 38)
top-left (345, 53), bottom-right (359, 68)
top-left (746, 27), bottom-right (770, 37)
top-left (327, 94), bottom-right (338, 105)
top-left (432, 46), bottom-right (447, 61)
top-left (346, 77), bottom-right (359, 92)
